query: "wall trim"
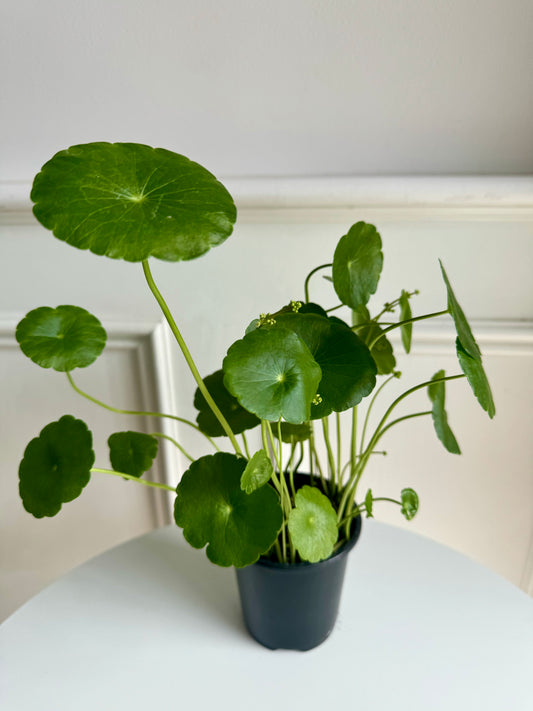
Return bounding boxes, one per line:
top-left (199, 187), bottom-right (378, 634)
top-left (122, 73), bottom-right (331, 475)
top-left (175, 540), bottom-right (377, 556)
top-left (0, 317), bottom-right (177, 526)
top-left (2, 176), bottom-right (533, 225)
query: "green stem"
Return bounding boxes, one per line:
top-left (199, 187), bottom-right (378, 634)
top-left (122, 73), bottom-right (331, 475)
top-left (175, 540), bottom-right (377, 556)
top-left (339, 374), bottom-right (465, 521)
top-left (66, 372), bottom-right (221, 452)
top-left (359, 375), bottom-right (397, 456)
top-left (150, 432), bottom-right (194, 462)
top-left (304, 263), bottom-right (332, 303)
top-left (325, 304), bottom-right (344, 314)
top-left (92, 468), bottom-right (176, 492)
top-left (369, 309), bottom-right (449, 350)
top-left (241, 432), bottom-right (251, 459)
top-left (322, 417), bottom-right (336, 490)
top-left (374, 411), bottom-right (432, 444)
top-left (142, 259), bottom-right (242, 457)
top-left (336, 412), bottom-right (342, 489)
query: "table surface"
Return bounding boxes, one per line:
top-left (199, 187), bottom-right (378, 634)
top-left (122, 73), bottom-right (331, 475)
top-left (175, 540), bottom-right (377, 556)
top-left (1, 520), bottom-right (532, 711)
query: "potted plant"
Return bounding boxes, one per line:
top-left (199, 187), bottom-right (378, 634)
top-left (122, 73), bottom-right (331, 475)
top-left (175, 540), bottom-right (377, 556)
top-left (16, 142), bottom-right (495, 650)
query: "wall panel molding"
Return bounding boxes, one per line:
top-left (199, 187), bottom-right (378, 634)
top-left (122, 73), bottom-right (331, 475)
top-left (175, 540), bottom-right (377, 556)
top-left (0, 317), bottom-right (179, 526)
top-left (2, 176), bottom-right (533, 226)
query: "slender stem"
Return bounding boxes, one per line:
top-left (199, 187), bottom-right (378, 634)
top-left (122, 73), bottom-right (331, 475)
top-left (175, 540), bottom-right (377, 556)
top-left (374, 411), bottom-right (432, 444)
top-left (304, 263), bottom-right (332, 303)
top-left (359, 375), bottom-right (397, 456)
top-left (142, 259), bottom-right (242, 457)
top-left (369, 309), bottom-right (449, 350)
top-left (151, 432), bottom-right (194, 462)
top-left (66, 372), bottom-right (221, 452)
top-left (338, 374), bottom-right (465, 521)
top-left (338, 497), bottom-right (403, 529)
top-left (325, 304), bottom-right (344, 314)
top-left (241, 432), bottom-right (251, 459)
top-left (350, 406), bottom-right (358, 480)
top-left (261, 421), bottom-right (281, 493)
top-left (92, 468), bottom-right (176, 492)
top-left (322, 417), bottom-right (336, 489)
top-left (336, 412), bottom-right (342, 489)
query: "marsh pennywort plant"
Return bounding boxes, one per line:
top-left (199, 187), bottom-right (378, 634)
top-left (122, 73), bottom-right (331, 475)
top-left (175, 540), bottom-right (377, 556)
top-left (16, 142), bottom-right (495, 567)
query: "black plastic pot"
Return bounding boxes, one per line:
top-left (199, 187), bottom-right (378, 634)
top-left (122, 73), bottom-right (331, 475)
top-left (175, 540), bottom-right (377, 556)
top-left (235, 476), bottom-right (362, 651)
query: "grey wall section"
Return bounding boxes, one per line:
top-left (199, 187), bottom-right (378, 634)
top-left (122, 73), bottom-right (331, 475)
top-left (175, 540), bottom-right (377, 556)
top-left (1, 0), bottom-right (532, 180)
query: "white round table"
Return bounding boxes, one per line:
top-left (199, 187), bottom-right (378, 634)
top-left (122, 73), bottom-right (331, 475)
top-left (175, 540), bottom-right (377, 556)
top-left (1, 520), bottom-right (532, 710)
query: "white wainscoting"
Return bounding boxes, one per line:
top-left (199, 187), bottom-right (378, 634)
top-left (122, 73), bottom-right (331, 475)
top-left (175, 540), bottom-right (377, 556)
top-left (1, 177), bottom-right (532, 618)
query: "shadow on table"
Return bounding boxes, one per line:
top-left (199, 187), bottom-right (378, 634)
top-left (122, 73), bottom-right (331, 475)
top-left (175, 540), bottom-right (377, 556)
top-left (86, 529), bottom-right (247, 639)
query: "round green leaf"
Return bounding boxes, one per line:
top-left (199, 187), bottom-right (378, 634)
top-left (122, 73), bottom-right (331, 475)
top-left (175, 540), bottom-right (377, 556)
top-left (19, 415), bottom-right (94, 518)
top-left (428, 370), bottom-right (461, 454)
top-left (440, 261), bottom-right (481, 361)
top-left (108, 431), bottom-right (158, 478)
top-left (400, 488), bottom-right (419, 521)
top-left (456, 338), bottom-right (496, 418)
top-left (332, 222), bottom-right (383, 310)
top-left (240, 449), bottom-right (273, 494)
top-left (272, 313), bottom-right (377, 419)
top-left (16, 305), bottom-right (106, 371)
top-left (31, 142), bottom-right (236, 263)
top-left (222, 327), bottom-right (322, 424)
top-left (193, 369), bottom-right (260, 437)
top-left (174, 453), bottom-right (283, 567)
top-left (352, 306), bottom-right (396, 375)
top-left (288, 485), bottom-right (339, 563)
top-left (399, 290), bottom-right (413, 354)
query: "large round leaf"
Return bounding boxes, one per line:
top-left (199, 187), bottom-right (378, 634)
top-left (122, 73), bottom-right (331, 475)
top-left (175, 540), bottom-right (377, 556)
top-left (332, 222), bottom-right (383, 310)
top-left (108, 431), bottom-right (158, 477)
top-left (16, 305), bottom-right (106, 371)
top-left (456, 338), bottom-right (496, 418)
top-left (19, 415), bottom-right (94, 518)
top-left (31, 142), bottom-right (236, 263)
top-left (193, 369), bottom-right (260, 437)
top-left (440, 261), bottom-right (481, 361)
top-left (272, 313), bottom-right (377, 419)
top-left (288, 485), bottom-right (338, 562)
top-left (427, 370), bottom-right (461, 454)
top-left (174, 453), bottom-right (283, 567)
top-left (222, 327), bottom-right (322, 424)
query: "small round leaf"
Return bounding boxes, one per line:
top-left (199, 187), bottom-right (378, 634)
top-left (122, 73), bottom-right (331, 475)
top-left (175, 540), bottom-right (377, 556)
top-left (352, 306), bottom-right (396, 375)
top-left (223, 327), bottom-right (322, 424)
top-left (240, 449), bottom-right (273, 494)
top-left (440, 261), bottom-right (481, 361)
top-left (365, 488), bottom-right (374, 518)
top-left (108, 431), bottom-right (158, 478)
top-left (399, 290), bottom-right (413, 354)
top-left (332, 222), bottom-right (383, 310)
top-left (19, 415), bottom-right (94, 518)
top-left (428, 370), bottom-right (461, 454)
top-left (400, 488), bottom-right (419, 521)
top-left (193, 369), bottom-right (259, 437)
top-left (16, 305), bottom-right (106, 371)
top-left (288, 485), bottom-right (339, 563)
top-left (174, 453), bottom-right (283, 567)
top-left (31, 142), bottom-right (236, 263)
top-left (456, 338), bottom-right (496, 418)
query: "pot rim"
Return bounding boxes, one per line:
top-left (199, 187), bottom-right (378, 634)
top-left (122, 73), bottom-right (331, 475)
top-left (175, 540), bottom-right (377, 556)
top-left (251, 511), bottom-right (362, 572)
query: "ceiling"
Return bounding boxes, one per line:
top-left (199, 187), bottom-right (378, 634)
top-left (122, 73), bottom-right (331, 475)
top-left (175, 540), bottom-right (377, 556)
top-left (2, 0), bottom-right (532, 181)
